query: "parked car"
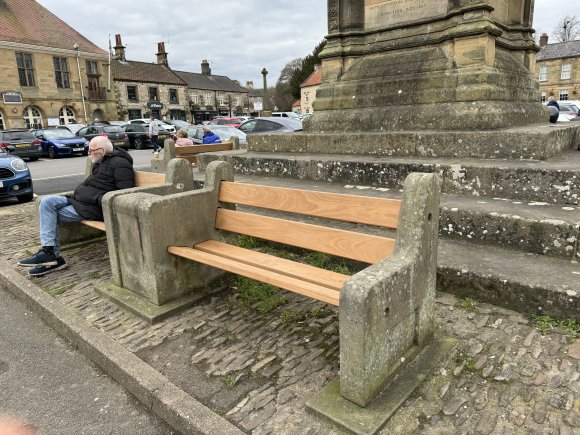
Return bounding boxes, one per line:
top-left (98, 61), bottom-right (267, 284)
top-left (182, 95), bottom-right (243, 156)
top-left (208, 117), bottom-right (242, 128)
top-left (558, 103), bottom-right (579, 117)
top-left (76, 125), bottom-right (130, 150)
top-left (128, 118), bottom-right (176, 133)
top-left (186, 125), bottom-right (247, 145)
top-left (55, 123), bottom-right (87, 135)
top-left (0, 129), bottom-right (42, 161)
top-left (123, 124), bottom-right (172, 149)
top-left (271, 111), bottom-right (303, 120)
top-left (33, 129), bottom-right (89, 158)
top-left (163, 119), bottom-right (193, 131)
top-left (0, 146), bottom-right (33, 203)
top-left (238, 117), bottom-right (303, 134)
top-left (108, 120), bottom-right (127, 127)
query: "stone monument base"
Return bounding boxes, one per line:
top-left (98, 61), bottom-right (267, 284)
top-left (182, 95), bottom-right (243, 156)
top-left (248, 123), bottom-right (580, 160)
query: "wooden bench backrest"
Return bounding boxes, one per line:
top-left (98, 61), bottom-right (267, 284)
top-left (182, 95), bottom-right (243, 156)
top-left (175, 142), bottom-right (233, 164)
top-left (134, 171), bottom-right (166, 187)
top-left (217, 182), bottom-right (401, 264)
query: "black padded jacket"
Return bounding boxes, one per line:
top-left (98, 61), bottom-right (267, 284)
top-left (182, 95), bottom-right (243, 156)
top-left (69, 148), bottom-right (134, 220)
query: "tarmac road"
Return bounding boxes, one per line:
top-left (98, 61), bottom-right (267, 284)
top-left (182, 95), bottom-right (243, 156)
top-left (0, 286), bottom-right (177, 435)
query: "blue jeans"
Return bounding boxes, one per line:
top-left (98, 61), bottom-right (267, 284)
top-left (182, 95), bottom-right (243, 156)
top-left (151, 135), bottom-right (159, 152)
top-left (39, 196), bottom-right (83, 256)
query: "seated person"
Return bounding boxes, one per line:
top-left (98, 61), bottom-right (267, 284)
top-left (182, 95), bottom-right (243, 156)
top-left (175, 128), bottom-right (193, 147)
top-left (18, 136), bottom-right (135, 276)
top-left (202, 125), bottom-right (222, 144)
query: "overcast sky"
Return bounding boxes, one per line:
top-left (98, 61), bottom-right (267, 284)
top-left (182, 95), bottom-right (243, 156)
top-left (36, 0), bottom-right (580, 88)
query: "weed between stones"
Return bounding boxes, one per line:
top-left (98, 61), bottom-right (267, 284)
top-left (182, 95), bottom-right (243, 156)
top-left (533, 315), bottom-right (579, 334)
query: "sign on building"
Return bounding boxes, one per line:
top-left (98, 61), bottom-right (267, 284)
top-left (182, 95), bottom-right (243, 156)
top-left (3, 92), bottom-right (23, 104)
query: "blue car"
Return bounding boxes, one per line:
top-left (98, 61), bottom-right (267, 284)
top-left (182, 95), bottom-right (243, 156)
top-left (33, 128), bottom-right (89, 158)
top-left (0, 146), bottom-right (34, 203)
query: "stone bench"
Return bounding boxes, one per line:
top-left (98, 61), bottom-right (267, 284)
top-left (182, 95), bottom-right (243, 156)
top-left (151, 138), bottom-right (237, 173)
top-left (106, 160), bottom-right (441, 407)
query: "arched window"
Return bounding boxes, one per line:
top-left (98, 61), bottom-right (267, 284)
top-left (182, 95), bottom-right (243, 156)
top-left (23, 106), bottom-right (42, 129)
top-left (59, 106), bottom-right (76, 125)
top-left (0, 111), bottom-right (5, 130)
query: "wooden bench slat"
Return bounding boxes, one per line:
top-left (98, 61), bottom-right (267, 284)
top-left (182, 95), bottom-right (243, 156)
top-left (175, 142), bottom-right (233, 155)
top-left (195, 240), bottom-right (349, 291)
top-left (215, 209), bottom-right (395, 264)
top-left (134, 171), bottom-right (166, 187)
top-left (168, 246), bottom-right (340, 305)
top-left (219, 181), bottom-right (400, 229)
top-left (81, 220), bottom-right (106, 231)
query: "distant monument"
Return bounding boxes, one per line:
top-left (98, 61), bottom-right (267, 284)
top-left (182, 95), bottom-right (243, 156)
top-left (247, 0), bottom-right (580, 160)
top-left (310, 0), bottom-right (543, 132)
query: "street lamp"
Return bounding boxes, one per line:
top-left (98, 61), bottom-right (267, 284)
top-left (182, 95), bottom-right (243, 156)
top-left (74, 44), bottom-right (88, 123)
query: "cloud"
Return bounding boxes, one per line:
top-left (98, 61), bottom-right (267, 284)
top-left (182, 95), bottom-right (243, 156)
top-left (36, 0), bottom-right (579, 87)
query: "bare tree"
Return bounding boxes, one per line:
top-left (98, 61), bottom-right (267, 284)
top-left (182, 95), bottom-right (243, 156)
top-left (552, 15), bottom-right (580, 42)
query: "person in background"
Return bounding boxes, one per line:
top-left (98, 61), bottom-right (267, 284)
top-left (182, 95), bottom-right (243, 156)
top-left (17, 136), bottom-right (134, 276)
top-left (149, 116), bottom-right (160, 152)
top-left (202, 125), bottom-right (222, 144)
top-left (175, 128), bottom-right (193, 147)
top-left (547, 96), bottom-right (560, 111)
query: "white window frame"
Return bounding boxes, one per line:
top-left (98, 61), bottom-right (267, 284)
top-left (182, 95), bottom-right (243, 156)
top-left (561, 63), bottom-right (571, 80)
top-left (23, 105), bottom-right (42, 129)
top-left (0, 111), bottom-right (5, 130)
top-left (540, 92), bottom-right (546, 103)
top-left (559, 89), bottom-right (569, 101)
top-left (539, 65), bottom-right (548, 82)
top-left (59, 106), bottom-right (76, 125)
top-left (205, 93), bottom-right (212, 105)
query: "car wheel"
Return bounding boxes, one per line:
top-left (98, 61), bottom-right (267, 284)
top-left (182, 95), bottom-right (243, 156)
top-left (17, 192), bottom-right (34, 203)
top-left (48, 146), bottom-right (56, 159)
top-left (134, 137), bottom-right (144, 150)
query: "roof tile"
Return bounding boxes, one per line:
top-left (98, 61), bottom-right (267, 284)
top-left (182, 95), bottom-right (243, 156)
top-left (301, 69), bottom-right (322, 88)
top-left (111, 60), bottom-right (186, 85)
top-left (0, 0), bottom-right (106, 55)
top-left (537, 40), bottom-right (580, 61)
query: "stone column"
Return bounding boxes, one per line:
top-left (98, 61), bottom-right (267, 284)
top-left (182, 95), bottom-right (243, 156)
top-left (261, 68), bottom-right (272, 117)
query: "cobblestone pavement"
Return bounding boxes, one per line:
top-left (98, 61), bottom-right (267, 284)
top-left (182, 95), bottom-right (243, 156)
top-left (2, 202), bottom-right (579, 434)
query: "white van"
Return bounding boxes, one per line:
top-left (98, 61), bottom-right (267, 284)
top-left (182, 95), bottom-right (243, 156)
top-left (271, 112), bottom-right (303, 121)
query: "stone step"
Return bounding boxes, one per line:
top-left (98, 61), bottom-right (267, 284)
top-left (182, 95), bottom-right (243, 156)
top-left (193, 167), bottom-right (580, 261)
top-left (190, 170), bottom-right (579, 320)
top-left (196, 149), bottom-right (580, 204)
top-left (438, 239), bottom-right (579, 322)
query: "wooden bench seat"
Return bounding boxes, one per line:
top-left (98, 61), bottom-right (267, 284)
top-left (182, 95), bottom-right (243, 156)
top-left (169, 181), bottom-right (400, 305)
top-left (174, 142), bottom-right (233, 165)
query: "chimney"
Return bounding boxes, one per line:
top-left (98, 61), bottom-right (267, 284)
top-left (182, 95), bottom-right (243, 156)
top-left (246, 81), bottom-right (254, 89)
top-left (201, 59), bottom-right (211, 76)
top-left (156, 42), bottom-right (168, 66)
top-left (114, 34), bottom-right (126, 61)
top-left (539, 33), bottom-right (549, 48)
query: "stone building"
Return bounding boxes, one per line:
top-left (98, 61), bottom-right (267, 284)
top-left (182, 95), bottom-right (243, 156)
top-left (111, 36), bottom-right (189, 121)
top-left (536, 34), bottom-right (580, 102)
top-left (174, 61), bottom-right (248, 123)
top-left (300, 67), bottom-right (322, 115)
top-left (0, 0), bottom-right (116, 129)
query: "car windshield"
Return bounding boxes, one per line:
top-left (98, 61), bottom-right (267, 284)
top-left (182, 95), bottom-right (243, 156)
top-left (103, 126), bottom-right (123, 133)
top-left (3, 131), bottom-right (36, 140)
top-left (43, 130), bottom-right (76, 139)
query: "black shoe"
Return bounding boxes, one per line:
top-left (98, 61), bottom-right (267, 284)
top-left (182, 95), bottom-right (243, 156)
top-left (18, 247), bottom-right (57, 267)
top-left (28, 257), bottom-right (67, 277)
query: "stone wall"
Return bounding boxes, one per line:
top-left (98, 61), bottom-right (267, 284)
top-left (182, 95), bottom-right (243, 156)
top-left (536, 56), bottom-right (580, 102)
top-left (114, 81), bottom-right (189, 121)
top-left (0, 45), bottom-right (116, 128)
